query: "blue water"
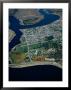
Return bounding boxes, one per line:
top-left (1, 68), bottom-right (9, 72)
top-left (9, 9), bottom-right (60, 51)
top-left (9, 65), bottom-right (62, 81)
top-left (9, 10), bottom-right (62, 81)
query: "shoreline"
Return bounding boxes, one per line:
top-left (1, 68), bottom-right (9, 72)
top-left (9, 61), bottom-right (62, 69)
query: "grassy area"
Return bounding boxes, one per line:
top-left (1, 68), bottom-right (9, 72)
top-left (23, 19), bottom-right (33, 24)
top-left (13, 45), bottom-right (28, 53)
top-left (23, 17), bottom-right (38, 24)
top-left (29, 42), bottom-right (49, 50)
top-left (10, 52), bottom-right (28, 64)
top-left (29, 43), bottom-right (41, 49)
